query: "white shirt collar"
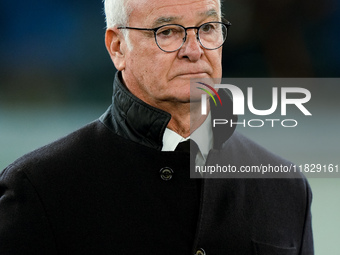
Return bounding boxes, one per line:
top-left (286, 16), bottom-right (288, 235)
top-left (161, 129), bottom-right (189, 151)
top-left (161, 112), bottom-right (213, 165)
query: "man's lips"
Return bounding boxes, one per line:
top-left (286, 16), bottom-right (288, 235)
top-left (174, 71), bottom-right (209, 78)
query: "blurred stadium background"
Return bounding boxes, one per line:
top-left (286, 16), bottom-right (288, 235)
top-left (1, 0), bottom-right (339, 253)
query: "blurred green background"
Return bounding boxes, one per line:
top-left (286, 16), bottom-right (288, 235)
top-left (1, 0), bottom-right (339, 253)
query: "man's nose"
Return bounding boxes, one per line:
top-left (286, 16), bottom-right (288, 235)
top-left (177, 30), bottom-right (203, 61)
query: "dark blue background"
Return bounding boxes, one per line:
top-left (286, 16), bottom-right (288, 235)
top-left (1, 0), bottom-right (339, 104)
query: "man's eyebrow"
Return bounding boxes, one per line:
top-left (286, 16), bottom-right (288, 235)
top-left (152, 16), bottom-right (183, 27)
top-left (200, 9), bottom-right (220, 19)
top-left (151, 9), bottom-right (220, 28)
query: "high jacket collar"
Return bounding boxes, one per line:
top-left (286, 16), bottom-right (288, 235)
top-left (100, 72), bottom-right (237, 150)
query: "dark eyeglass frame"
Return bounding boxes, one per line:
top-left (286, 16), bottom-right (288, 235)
top-left (117, 21), bottom-right (231, 52)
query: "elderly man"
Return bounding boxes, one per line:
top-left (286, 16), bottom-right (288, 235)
top-left (0, 0), bottom-right (313, 254)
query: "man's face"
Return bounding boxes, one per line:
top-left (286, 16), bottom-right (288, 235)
top-left (119, 0), bottom-right (222, 108)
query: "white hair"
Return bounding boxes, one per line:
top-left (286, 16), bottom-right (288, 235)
top-left (104, 0), bottom-right (131, 28)
top-left (103, 0), bottom-right (223, 49)
top-left (104, 0), bottom-right (222, 27)
top-left (104, 0), bottom-right (132, 48)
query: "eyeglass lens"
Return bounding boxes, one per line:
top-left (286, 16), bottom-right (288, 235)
top-left (155, 22), bottom-right (227, 52)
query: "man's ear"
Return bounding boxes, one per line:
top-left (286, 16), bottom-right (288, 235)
top-left (105, 28), bottom-right (126, 71)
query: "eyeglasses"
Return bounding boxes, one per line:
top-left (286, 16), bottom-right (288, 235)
top-left (118, 21), bottom-right (231, 52)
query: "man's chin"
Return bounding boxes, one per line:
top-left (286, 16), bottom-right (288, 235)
top-left (166, 78), bottom-right (207, 102)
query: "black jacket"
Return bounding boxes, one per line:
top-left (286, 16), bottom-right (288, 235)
top-left (0, 72), bottom-right (313, 254)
